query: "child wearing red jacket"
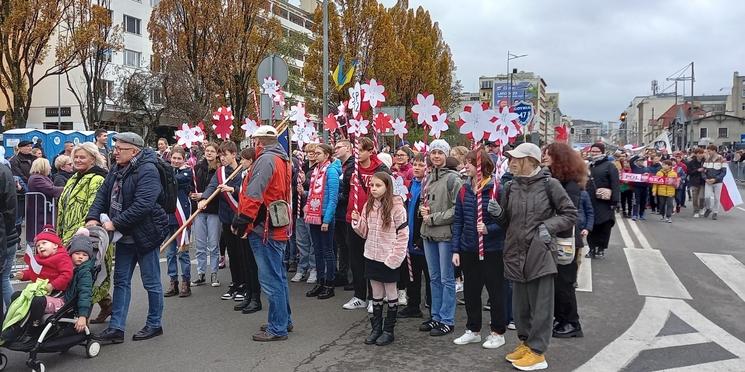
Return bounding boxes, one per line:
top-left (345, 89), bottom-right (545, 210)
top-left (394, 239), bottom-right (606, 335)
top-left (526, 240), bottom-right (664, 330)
top-left (14, 225), bottom-right (74, 304)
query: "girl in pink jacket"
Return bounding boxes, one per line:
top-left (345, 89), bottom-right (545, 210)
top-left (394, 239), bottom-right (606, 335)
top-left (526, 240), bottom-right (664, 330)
top-left (351, 172), bottom-right (408, 347)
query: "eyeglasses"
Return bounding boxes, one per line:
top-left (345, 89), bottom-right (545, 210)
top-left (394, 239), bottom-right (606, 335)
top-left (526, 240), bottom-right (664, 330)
top-left (113, 146), bottom-right (136, 153)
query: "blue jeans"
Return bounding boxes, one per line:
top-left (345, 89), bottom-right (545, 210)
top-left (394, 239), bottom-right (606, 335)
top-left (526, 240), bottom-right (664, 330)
top-left (249, 233), bottom-right (292, 337)
top-left (504, 279), bottom-right (513, 323)
top-left (2, 245), bottom-right (15, 308)
top-left (295, 217), bottom-right (314, 273)
top-left (423, 239), bottom-right (456, 326)
top-left (193, 213), bottom-right (221, 275)
top-left (110, 243), bottom-right (163, 331)
top-left (633, 186), bottom-right (648, 217)
top-left (309, 223), bottom-right (335, 282)
top-left (166, 226), bottom-right (191, 281)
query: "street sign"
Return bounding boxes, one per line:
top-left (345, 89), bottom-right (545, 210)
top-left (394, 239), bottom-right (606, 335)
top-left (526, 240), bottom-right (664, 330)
top-left (513, 100), bottom-right (534, 129)
top-left (260, 95), bottom-right (283, 121)
top-left (256, 54), bottom-right (289, 86)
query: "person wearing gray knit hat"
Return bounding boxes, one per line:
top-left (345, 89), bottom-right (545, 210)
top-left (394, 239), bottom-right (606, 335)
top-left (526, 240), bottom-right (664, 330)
top-left (429, 139), bottom-right (450, 155)
top-left (68, 229), bottom-right (94, 259)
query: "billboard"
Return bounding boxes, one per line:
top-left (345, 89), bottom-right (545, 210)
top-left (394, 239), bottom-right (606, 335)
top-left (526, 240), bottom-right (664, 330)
top-left (492, 81), bottom-right (535, 107)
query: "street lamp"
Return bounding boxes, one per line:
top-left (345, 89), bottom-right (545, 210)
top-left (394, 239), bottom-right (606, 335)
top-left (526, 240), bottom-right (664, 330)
top-left (507, 51), bottom-right (527, 105)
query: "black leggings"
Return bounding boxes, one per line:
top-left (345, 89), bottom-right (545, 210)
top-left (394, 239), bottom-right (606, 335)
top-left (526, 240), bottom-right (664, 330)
top-left (554, 258), bottom-right (580, 326)
top-left (588, 220), bottom-right (615, 253)
top-left (222, 224), bottom-right (260, 295)
top-left (620, 190), bottom-right (634, 214)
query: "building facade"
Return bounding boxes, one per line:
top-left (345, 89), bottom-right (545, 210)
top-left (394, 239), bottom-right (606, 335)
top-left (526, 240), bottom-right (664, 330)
top-left (688, 114), bottom-right (745, 148)
top-left (478, 71), bottom-right (548, 140)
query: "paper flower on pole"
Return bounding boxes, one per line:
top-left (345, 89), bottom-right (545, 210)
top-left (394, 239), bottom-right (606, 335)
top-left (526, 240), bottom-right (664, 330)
top-left (392, 118), bottom-right (408, 140)
top-left (411, 93), bottom-right (440, 127)
top-left (241, 117), bottom-right (259, 137)
top-left (457, 102), bottom-right (497, 142)
top-left (291, 122), bottom-right (318, 148)
top-left (289, 102), bottom-right (308, 125)
top-left (348, 82), bottom-right (363, 117)
top-left (261, 77), bottom-right (280, 97)
top-left (392, 175), bottom-right (408, 202)
top-left (194, 121), bottom-right (206, 140)
top-left (324, 114), bottom-right (339, 132)
top-left (555, 125), bottom-right (569, 142)
top-left (175, 123), bottom-right (203, 149)
top-left (413, 141), bottom-right (428, 153)
top-left (272, 89), bottom-right (286, 108)
top-left (347, 115), bottom-right (369, 136)
top-left (373, 112), bottom-right (393, 133)
top-left (429, 111), bottom-right (449, 139)
top-left (361, 79), bottom-right (386, 109)
top-left (336, 100), bottom-right (349, 119)
top-left (494, 105), bottom-right (522, 139)
top-left (211, 106), bottom-right (235, 140)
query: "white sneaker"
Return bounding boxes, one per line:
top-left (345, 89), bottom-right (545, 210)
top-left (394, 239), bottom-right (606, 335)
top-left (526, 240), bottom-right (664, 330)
top-left (455, 281), bottom-right (464, 293)
top-left (453, 330), bottom-right (481, 345)
top-left (342, 297), bottom-right (367, 310)
top-left (306, 269), bottom-right (317, 284)
top-left (507, 321), bottom-right (516, 330)
top-left (291, 271), bottom-right (305, 283)
top-left (482, 333), bottom-right (506, 349)
top-left (367, 301), bottom-right (373, 314)
top-left (693, 212), bottom-right (700, 218)
top-left (398, 289), bottom-right (408, 306)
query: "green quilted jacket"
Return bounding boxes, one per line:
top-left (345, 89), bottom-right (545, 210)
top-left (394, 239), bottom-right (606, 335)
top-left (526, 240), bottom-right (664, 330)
top-left (57, 167), bottom-right (107, 245)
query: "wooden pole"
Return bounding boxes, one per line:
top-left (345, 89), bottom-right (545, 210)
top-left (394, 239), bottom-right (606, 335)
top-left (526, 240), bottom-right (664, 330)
top-left (162, 164), bottom-right (244, 253)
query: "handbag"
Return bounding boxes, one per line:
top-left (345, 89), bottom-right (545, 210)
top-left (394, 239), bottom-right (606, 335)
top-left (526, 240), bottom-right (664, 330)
top-left (267, 200), bottom-right (291, 228)
top-left (554, 232), bottom-right (576, 265)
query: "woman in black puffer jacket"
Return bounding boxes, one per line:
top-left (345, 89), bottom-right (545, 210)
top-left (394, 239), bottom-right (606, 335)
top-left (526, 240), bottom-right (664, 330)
top-left (586, 143), bottom-right (620, 258)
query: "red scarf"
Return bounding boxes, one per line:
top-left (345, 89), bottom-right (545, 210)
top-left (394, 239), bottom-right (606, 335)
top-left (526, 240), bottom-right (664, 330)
top-left (304, 160), bottom-right (330, 225)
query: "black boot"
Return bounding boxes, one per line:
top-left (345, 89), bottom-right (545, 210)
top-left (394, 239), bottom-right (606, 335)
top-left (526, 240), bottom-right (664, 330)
top-left (164, 280), bottom-right (179, 297)
top-left (317, 284), bottom-right (335, 299)
top-left (242, 293), bottom-right (262, 314)
top-left (234, 291), bottom-right (253, 311)
top-left (376, 303), bottom-right (398, 346)
top-left (364, 302), bottom-right (384, 345)
top-left (306, 279), bottom-right (324, 297)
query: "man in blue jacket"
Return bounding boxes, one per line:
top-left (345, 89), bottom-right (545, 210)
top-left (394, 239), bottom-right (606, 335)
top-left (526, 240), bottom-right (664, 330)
top-left (86, 132), bottom-right (168, 343)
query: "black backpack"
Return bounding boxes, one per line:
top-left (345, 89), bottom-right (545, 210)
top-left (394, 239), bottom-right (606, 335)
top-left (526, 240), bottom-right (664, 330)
top-left (153, 158), bottom-right (178, 213)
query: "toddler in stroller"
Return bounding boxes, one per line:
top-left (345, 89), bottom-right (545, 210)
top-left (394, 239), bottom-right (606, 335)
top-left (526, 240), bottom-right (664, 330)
top-left (0, 226), bottom-right (109, 371)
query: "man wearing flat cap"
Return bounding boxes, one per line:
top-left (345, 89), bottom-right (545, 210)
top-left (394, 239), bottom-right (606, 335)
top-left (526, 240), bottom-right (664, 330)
top-left (86, 132), bottom-right (168, 343)
top-left (9, 140), bottom-right (35, 183)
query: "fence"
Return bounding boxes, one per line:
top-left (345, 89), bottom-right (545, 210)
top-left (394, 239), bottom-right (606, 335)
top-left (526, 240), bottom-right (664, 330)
top-left (22, 191), bottom-right (56, 248)
top-left (731, 162), bottom-right (745, 183)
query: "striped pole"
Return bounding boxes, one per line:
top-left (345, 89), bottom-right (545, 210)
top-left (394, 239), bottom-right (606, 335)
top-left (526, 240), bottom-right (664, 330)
top-left (352, 133), bottom-right (361, 215)
top-left (476, 145), bottom-right (485, 261)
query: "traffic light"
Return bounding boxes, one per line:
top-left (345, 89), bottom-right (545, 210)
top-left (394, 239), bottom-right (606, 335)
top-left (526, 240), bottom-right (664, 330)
top-left (619, 112), bottom-right (627, 122)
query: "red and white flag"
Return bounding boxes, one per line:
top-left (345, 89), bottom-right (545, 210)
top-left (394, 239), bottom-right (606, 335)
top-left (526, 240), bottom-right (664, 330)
top-left (175, 197), bottom-right (190, 248)
top-left (721, 164), bottom-right (743, 212)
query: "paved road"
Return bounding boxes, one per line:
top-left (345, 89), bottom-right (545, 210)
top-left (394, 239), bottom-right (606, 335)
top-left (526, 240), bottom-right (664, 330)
top-left (3, 206), bottom-right (745, 371)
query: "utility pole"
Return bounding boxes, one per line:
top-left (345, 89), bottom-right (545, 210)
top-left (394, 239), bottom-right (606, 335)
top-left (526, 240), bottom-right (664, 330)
top-left (322, 0), bottom-right (329, 142)
top-left (687, 62), bottom-right (694, 150)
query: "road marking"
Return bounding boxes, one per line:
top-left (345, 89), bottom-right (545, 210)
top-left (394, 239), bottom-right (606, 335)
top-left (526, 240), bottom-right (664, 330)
top-left (576, 247), bottom-right (592, 292)
top-left (576, 297), bottom-right (745, 371)
top-left (695, 253), bottom-right (745, 304)
top-left (627, 219), bottom-right (652, 249)
top-left (616, 217), bottom-right (637, 248)
top-left (624, 248), bottom-right (692, 299)
top-left (737, 206), bottom-right (745, 212)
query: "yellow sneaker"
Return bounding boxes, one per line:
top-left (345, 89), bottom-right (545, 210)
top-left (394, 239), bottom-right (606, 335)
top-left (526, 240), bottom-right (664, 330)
top-left (511, 349), bottom-right (548, 371)
top-left (505, 342), bottom-right (530, 363)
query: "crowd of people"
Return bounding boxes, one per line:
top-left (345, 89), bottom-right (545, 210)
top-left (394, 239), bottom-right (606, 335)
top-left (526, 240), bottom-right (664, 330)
top-left (0, 124), bottom-right (736, 371)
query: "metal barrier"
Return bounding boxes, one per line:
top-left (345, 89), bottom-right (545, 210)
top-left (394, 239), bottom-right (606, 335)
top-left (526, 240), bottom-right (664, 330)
top-left (731, 162), bottom-right (745, 183)
top-left (23, 191), bottom-right (56, 244)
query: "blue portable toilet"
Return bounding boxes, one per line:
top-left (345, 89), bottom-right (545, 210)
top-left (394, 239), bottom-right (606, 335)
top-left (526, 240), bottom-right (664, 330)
top-left (106, 131), bottom-right (117, 149)
top-left (45, 130), bottom-right (67, 158)
top-left (2, 128), bottom-right (46, 158)
top-left (64, 130), bottom-right (89, 147)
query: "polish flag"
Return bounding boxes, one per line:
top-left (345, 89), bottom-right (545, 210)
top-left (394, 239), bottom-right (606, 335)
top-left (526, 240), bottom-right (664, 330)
top-left (721, 164), bottom-right (743, 212)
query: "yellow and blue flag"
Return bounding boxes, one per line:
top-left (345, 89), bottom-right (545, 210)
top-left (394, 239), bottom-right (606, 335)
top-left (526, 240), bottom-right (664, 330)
top-left (331, 57), bottom-right (357, 91)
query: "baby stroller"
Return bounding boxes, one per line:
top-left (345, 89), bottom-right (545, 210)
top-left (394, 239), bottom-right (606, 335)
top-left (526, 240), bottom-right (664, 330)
top-left (0, 226), bottom-right (111, 372)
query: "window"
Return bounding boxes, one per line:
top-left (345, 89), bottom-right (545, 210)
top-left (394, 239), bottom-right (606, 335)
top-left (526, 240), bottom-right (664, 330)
top-left (718, 127), bottom-right (728, 138)
top-left (43, 122), bottom-right (73, 130)
top-left (699, 127), bottom-right (708, 138)
top-left (123, 15), bottom-right (141, 35)
top-left (585, 128), bottom-right (591, 135)
top-left (152, 88), bottom-right (164, 105)
top-left (97, 79), bottom-right (114, 99)
top-left (480, 80), bottom-right (492, 89)
top-left (123, 49), bottom-right (141, 67)
top-left (45, 107), bottom-right (71, 117)
top-left (742, 103), bottom-right (745, 111)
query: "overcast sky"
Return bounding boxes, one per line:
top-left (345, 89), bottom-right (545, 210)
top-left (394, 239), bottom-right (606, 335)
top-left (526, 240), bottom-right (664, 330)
top-left (362, 0), bottom-right (745, 122)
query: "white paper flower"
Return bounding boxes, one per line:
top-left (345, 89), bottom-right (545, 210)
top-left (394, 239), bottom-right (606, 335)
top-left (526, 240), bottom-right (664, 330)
top-left (272, 89), bottom-right (285, 107)
top-left (289, 102), bottom-right (307, 124)
top-left (458, 103), bottom-right (496, 142)
top-left (361, 79), bottom-right (386, 108)
top-left (488, 125), bottom-right (510, 145)
top-left (262, 77), bottom-right (279, 97)
top-left (392, 175), bottom-right (408, 202)
top-left (347, 116), bottom-right (369, 136)
top-left (241, 117), bottom-right (259, 137)
top-left (494, 106), bottom-right (522, 138)
top-left (348, 82), bottom-right (363, 117)
top-left (411, 93), bottom-right (440, 126)
top-left (175, 123), bottom-right (199, 148)
top-left (429, 111), bottom-right (449, 139)
top-left (336, 101), bottom-right (349, 119)
top-left (291, 122), bottom-right (318, 147)
top-left (392, 118), bottom-right (408, 139)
